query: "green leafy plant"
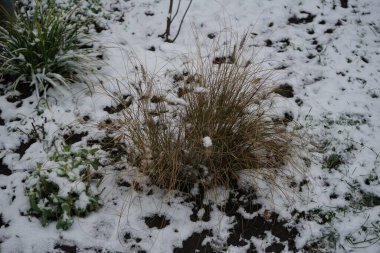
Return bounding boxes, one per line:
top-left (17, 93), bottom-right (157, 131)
top-left (0, 1), bottom-right (98, 99)
top-left (25, 145), bottom-right (103, 230)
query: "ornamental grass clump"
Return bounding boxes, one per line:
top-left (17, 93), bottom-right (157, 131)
top-left (109, 33), bottom-right (302, 192)
top-left (0, 1), bottom-right (98, 99)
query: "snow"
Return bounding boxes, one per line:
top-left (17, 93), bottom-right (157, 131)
top-left (75, 192), bottom-right (90, 210)
top-left (0, 0), bottom-right (379, 252)
top-left (165, 93), bottom-right (188, 106)
top-left (193, 87), bottom-right (208, 93)
top-left (202, 136), bottom-right (213, 148)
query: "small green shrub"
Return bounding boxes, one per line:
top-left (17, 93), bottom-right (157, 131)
top-left (25, 146), bottom-right (102, 230)
top-left (0, 1), bottom-right (98, 99)
top-left (325, 153), bottom-right (344, 169)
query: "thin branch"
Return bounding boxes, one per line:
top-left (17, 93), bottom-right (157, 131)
top-left (169, 0), bottom-right (193, 42)
top-left (159, 0), bottom-right (174, 40)
top-left (171, 0), bottom-right (182, 21)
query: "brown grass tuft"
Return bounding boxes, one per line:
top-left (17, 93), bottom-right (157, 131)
top-left (105, 32), bottom-right (303, 192)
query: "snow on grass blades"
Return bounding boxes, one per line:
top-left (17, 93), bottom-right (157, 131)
top-left (25, 146), bottom-right (103, 230)
top-left (0, 1), bottom-right (99, 100)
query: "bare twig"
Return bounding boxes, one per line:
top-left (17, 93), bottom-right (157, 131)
top-left (159, 0), bottom-right (193, 43)
top-left (159, 0), bottom-right (174, 41)
top-left (169, 0), bottom-right (192, 43)
top-left (171, 0), bottom-right (182, 21)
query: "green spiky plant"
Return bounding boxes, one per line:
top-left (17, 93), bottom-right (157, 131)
top-left (0, 1), bottom-right (99, 99)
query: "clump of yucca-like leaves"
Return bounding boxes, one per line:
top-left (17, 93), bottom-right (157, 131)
top-left (107, 33), bottom-right (302, 192)
top-left (0, 1), bottom-right (98, 99)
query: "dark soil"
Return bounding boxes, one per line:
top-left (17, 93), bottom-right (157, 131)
top-left (273, 84), bottom-right (294, 98)
top-left (4, 82), bottom-right (34, 103)
top-left (52, 244), bottom-right (124, 253)
top-left (54, 244), bottom-right (77, 253)
top-left (103, 94), bottom-right (132, 114)
top-left (16, 83), bottom-right (34, 98)
top-left (87, 136), bottom-right (126, 157)
top-left (94, 23), bottom-right (107, 33)
top-left (9, 117), bottom-right (22, 123)
top-left (274, 65), bottom-right (288, 70)
top-left (124, 232), bottom-right (142, 245)
top-left (0, 213), bottom-right (10, 228)
top-left (207, 33), bottom-right (216, 39)
top-left (288, 11), bottom-right (316, 24)
top-left (266, 243), bottom-right (285, 253)
top-left (0, 158), bottom-right (12, 176)
top-left (222, 189), bottom-right (298, 252)
top-left (190, 203), bottom-right (212, 222)
top-left (150, 95), bottom-right (165, 103)
top-left (340, 0), bottom-right (348, 8)
top-left (15, 138), bottom-right (36, 159)
top-left (335, 20), bottom-right (343, 26)
top-left (145, 11), bottom-right (154, 16)
top-left (0, 109), bottom-right (5, 126)
top-left (361, 56), bottom-right (369, 64)
top-left (213, 56), bottom-right (235, 64)
top-left (221, 189), bottom-right (261, 216)
top-left (84, 247), bottom-right (123, 253)
top-left (124, 232), bottom-right (132, 241)
top-left (226, 212), bottom-right (298, 251)
top-left (279, 38), bottom-right (290, 47)
top-left (316, 44), bottom-right (323, 52)
top-left (117, 178), bottom-right (131, 188)
top-left (144, 214), bottom-right (170, 229)
top-left (173, 230), bottom-right (214, 253)
top-left (175, 186), bottom-right (297, 252)
top-left (103, 103), bottom-right (125, 114)
top-left (63, 131), bottom-right (88, 145)
top-left (284, 112), bottom-right (294, 123)
top-left (6, 95), bottom-right (22, 103)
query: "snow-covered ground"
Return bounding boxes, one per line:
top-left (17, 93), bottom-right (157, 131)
top-left (1, 0), bottom-right (380, 252)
